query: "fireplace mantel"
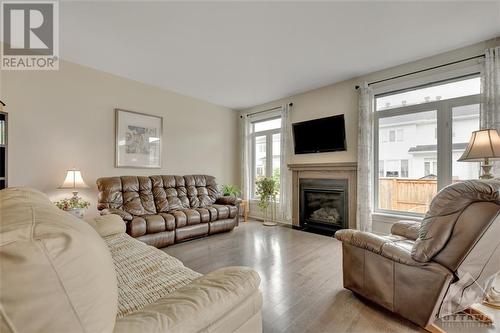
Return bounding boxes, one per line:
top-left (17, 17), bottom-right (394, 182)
top-left (288, 162), bottom-right (358, 229)
top-left (288, 162), bottom-right (357, 172)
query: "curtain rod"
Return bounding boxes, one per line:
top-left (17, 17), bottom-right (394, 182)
top-left (241, 103), bottom-right (293, 118)
top-left (354, 54), bottom-right (485, 90)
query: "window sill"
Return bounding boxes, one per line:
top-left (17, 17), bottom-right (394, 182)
top-left (372, 212), bottom-right (422, 225)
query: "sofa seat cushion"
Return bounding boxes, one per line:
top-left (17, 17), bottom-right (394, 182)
top-left (113, 267), bottom-right (261, 333)
top-left (175, 224), bottom-right (209, 242)
top-left (181, 209), bottom-right (201, 225)
top-left (129, 216), bottom-right (147, 237)
top-left (0, 188), bottom-right (118, 333)
top-left (103, 233), bottom-right (201, 318)
top-left (195, 208), bottom-right (210, 223)
top-left (209, 204), bottom-right (230, 219)
top-left (158, 213), bottom-right (176, 231)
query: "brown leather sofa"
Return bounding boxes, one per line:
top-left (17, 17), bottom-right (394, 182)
top-left (97, 175), bottom-right (240, 248)
top-left (336, 180), bottom-right (500, 331)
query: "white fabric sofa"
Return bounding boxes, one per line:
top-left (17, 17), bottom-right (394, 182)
top-left (0, 188), bottom-right (263, 333)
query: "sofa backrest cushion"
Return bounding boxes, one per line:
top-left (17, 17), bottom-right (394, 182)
top-left (0, 188), bottom-right (118, 333)
top-left (97, 175), bottom-right (220, 214)
top-left (97, 176), bottom-right (157, 216)
top-left (184, 175), bottom-right (218, 208)
top-left (412, 180), bottom-right (500, 263)
top-left (432, 201), bottom-right (500, 271)
top-left (150, 175), bottom-right (190, 211)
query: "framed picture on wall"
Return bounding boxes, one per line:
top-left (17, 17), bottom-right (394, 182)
top-left (115, 109), bottom-right (162, 168)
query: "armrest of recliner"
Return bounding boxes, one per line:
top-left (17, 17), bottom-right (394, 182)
top-left (100, 208), bottom-right (133, 221)
top-left (215, 196), bottom-right (241, 206)
top-left (335, 229), bottom-right (388, 254)
top-left (391, 220), bottom-right (420, 240)
top-left (335, 229), bottom-right (424, 266)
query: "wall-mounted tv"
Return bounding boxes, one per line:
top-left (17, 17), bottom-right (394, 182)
top-left (292, 114), bottom-right (346, 154)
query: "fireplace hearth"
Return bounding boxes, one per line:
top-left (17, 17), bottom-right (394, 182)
top-left (299, 178), bottom-right (348, 235)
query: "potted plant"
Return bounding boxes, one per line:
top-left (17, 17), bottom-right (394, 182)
top-left (255, 177), bottom-right (279, 226)
top-left (54, 196), bottom-right (90, 219)
top-left (221, 184), bottom-right (241, 198)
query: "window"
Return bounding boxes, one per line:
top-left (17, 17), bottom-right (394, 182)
top-left (375, 76), bottom-right (481, 215)
top-left (401, 159), bottom-right (409, 178)
top-left (389, 130), bottom-right (396, 142)
top-left (251, 117), bottom-right (281, 197)
top-left (397, 129), bottom-right (404, 142)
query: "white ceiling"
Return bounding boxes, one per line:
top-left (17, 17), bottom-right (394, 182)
top-left (59, 1), bottom-right (500, 110)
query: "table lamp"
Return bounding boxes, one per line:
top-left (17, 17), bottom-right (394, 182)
top-left (59, 169), bottom-right (89, 198)
top-left (458, 129), bottom-right (500, 179)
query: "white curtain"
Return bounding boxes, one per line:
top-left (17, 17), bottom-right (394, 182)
top-left (481, 46), bottom-right (500, 305)
top-left (481, 46), bottom-right (500, 175)
top-left (357, 82), bottom-right (374, 232)
top-left (279, 104), bottom-right (292, 222)
top-left (240, 114), bottom-right (252, 201)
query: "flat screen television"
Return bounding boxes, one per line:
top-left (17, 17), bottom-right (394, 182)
top-left (292, 114), bottom-right (346, 154)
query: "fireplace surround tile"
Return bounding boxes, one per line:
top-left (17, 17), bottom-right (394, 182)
top-left (289, 162), bottom-right (357, 230)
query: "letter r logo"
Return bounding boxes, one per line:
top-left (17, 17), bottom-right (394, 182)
top-left (2, 2), bottom-right (54, 56)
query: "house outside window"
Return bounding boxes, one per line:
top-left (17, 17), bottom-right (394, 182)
top-left (251, 117), bottom-right (281, 198)
top-left (375, 76), bottom-right (481, 215)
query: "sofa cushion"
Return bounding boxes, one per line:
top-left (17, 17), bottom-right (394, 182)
top-left (0, 188), bottom-right (118, 333)
top-left (103, 233), bottom-right (201, 318)
top-left (150, 176), bottom-right (190, 211)
top-left (158, 213), bottom-right (176, 231)
top-left (145, 215), bottom-right (167, 234)
top-left (181, 209), bottom-right (201, 225)
top-left (195, 208), bottom-right (210, 223)
top-left (171, 210), bottom-right (187, 228)
top-left (129, 216), bottom-right (147, 237)
top-left (97, 176), bottom-right (157, 216)
top-left (211, 204), bottom-right (230, 219)
top-left (113, 267), bottom-right (261, 333)
top-left (184, 175), bottom-right (218, 208)
top-left (206, 206), bottom-right (218, 221)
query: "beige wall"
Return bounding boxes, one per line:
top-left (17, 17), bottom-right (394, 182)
top-left (243, 38), bottom-right (500, 223)
top-left (0, 60), bottom-right (239, 217)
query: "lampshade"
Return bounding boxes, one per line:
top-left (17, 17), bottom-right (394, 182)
top-left (59, 170), bottom-right (89, 189)
top-left (458, 129), bottom-right (500, 162)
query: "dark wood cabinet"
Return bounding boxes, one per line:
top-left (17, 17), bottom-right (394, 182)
top-left (0, 110), bottom-right (7, 189)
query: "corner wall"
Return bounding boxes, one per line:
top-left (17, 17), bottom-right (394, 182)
top-left (0, 60), bottom-right (239, 217)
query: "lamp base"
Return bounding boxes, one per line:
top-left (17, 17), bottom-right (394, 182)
top-left (480, 163), bottom-right (494, 179)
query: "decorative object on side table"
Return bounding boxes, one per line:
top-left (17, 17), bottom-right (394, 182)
top-left (115, 108), bottom-right (162, 168)
top-left (255, 177), bottom-right (279, 226)
top-left (458, 129), bottom-right (500, 179)
top-left (57, 169), bottom-right (90, 218)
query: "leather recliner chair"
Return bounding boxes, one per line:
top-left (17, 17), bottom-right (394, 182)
top-left (97, 175), bottom-right (240, 248)
top-left (335, 180), bottom-right (500, 331)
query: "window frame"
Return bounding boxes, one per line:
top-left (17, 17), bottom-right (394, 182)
top-left (373, 76), bottom-right (481, 217)
top-left (250, 115), bottom-right (282, 199)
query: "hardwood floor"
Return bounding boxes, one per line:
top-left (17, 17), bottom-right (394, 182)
top-left (163, 221), bottom-right (499, 333)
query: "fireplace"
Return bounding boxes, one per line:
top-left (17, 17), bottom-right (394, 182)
top-left (299, 178), bottom-right (348, 234)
